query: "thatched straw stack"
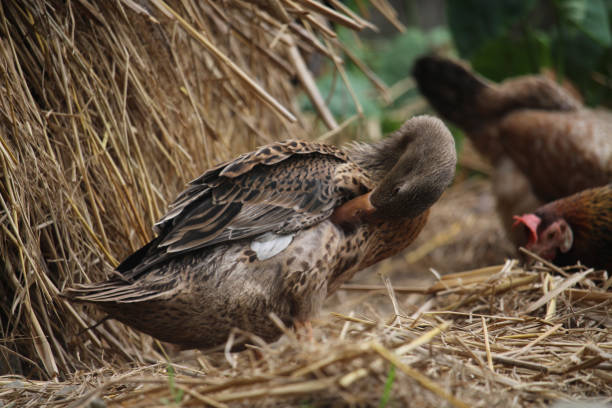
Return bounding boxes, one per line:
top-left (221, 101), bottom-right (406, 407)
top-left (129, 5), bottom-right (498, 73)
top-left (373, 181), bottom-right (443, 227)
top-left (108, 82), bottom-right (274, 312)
top-left (0, 0), bottom-right (386, 380)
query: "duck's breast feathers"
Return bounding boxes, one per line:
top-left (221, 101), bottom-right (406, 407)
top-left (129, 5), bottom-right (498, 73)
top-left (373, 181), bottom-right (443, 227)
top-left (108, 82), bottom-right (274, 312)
top-left (120, 141), bottom-right (370, 277)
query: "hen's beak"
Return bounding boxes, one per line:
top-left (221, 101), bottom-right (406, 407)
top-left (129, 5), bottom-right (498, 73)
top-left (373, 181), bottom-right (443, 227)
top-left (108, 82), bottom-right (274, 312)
top-left (331, 191), bottom-right (376, 227)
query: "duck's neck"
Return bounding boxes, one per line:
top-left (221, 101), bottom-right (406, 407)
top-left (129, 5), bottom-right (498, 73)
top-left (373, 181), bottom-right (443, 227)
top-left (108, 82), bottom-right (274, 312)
top-left (361, 210), bottom-right (430, 268)
top-left (347, 130), bottom-right (414, 182)
top-left (326, 210), bottom-right (430, 295)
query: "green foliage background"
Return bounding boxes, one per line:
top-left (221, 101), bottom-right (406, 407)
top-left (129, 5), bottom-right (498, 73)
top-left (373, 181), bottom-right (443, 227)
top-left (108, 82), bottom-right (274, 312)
top-left (447, 0), bottom-right (612, 105)
top-left (303, 0), bottom-right (612, 132)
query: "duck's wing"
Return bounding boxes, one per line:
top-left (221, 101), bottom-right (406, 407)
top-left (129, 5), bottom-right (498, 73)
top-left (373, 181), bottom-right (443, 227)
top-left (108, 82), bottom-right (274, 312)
top-left (117, 140), bottom-right (371, 278)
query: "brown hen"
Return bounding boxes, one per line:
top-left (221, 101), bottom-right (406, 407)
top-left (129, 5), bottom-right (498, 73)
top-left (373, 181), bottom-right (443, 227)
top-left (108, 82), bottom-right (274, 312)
top-left (514, 184), bottom-right (612, 271)
top-left (413, 56), bottom-right (612, 240)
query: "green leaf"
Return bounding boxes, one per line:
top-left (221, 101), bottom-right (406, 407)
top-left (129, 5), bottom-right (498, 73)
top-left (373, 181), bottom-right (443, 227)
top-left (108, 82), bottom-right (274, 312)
top-left (556, 0), bottom-right (612, 46)
top-left (303, 28), bottom-right (451, 120)
top-left (471, 31), bottom-right (551, 81)
top-left (446, 0), bottom-right (537, 57)
top-left (552, 30), bottom-right (609, 105)
top-left (166, 363), bottom-right (184, 404)
top-left (372, 29), bottom-right (431, 84)
top-left (315, 69), bottom-right (383, 118)
top-left (379, 364), bottom-right (396, 408)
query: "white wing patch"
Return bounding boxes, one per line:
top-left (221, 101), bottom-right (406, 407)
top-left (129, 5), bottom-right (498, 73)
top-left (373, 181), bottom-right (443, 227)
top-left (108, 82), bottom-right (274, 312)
top-left (251, 232), bottom-right (295, 261)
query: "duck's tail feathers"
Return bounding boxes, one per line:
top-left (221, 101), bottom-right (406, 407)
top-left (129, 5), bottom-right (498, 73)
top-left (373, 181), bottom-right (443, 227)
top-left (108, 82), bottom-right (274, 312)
top-left (62, 281), bottom-right (168, 303)
top-left (412, 55), bottom-right (490, 128)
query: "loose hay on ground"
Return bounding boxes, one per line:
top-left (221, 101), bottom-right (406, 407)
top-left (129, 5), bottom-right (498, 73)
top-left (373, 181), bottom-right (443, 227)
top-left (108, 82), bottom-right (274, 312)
top-left (2, 260), bottom-right (610, 407)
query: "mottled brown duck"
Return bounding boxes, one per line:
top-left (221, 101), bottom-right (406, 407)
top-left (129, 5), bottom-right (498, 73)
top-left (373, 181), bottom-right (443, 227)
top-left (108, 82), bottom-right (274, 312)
top-left (413, 55), bottom-right (612, 242)
top-left (65, 116), bottom-right (456, 350)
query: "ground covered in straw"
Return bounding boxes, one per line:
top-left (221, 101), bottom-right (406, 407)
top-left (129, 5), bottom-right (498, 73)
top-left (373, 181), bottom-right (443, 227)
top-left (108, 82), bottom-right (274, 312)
top-left (2, 180), bottom-right (610, 408)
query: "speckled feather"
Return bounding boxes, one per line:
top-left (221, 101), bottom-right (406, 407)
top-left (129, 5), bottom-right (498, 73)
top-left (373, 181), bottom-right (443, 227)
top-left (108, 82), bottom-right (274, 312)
top-left (117, 141), bottom-right (371, 279)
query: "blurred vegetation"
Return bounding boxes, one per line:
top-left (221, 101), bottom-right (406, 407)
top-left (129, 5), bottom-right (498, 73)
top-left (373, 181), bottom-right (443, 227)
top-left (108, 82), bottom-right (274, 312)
top-left (302, 0), bottom-right (612, 133)
top-left (448, 0), bottom-right (612, 106)
top-left (306, 26), bottom-right (450, 132)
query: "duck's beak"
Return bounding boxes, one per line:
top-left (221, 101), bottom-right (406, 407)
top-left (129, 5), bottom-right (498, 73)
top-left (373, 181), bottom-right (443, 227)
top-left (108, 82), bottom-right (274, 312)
top-left (330, 191), bottom-right (376, 227)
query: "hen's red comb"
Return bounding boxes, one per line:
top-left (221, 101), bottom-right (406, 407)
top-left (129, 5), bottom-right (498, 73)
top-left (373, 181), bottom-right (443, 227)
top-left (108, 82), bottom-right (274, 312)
top-left (512, 214), bottom-right (541, 245)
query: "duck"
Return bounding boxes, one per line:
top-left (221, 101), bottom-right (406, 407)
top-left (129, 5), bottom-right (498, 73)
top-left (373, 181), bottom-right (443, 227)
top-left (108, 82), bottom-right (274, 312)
top-left (64, 115), bottom-right (456, 350)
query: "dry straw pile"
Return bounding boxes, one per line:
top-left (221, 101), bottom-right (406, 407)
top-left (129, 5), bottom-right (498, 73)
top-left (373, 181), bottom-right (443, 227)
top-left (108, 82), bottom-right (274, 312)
top-left (0, 0), bottom-right (386, 380)
top-left (1, 1), bottom-right (611, 407)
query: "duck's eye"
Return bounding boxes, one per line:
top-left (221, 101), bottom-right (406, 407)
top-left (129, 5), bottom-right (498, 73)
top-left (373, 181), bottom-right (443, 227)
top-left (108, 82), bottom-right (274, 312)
top-left (546, 231), bottom-right (555, 240)
top-left (392, 186), bottom-right (401, 195)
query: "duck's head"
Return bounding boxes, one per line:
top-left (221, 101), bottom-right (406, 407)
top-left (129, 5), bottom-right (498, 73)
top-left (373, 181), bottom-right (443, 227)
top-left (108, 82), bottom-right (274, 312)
top-left (369, 116), bottom-right (456, 219)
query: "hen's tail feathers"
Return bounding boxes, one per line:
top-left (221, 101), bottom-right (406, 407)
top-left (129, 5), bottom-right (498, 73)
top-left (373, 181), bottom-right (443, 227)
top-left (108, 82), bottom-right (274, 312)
top-left (412, 55), bottom-right (490, 129)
